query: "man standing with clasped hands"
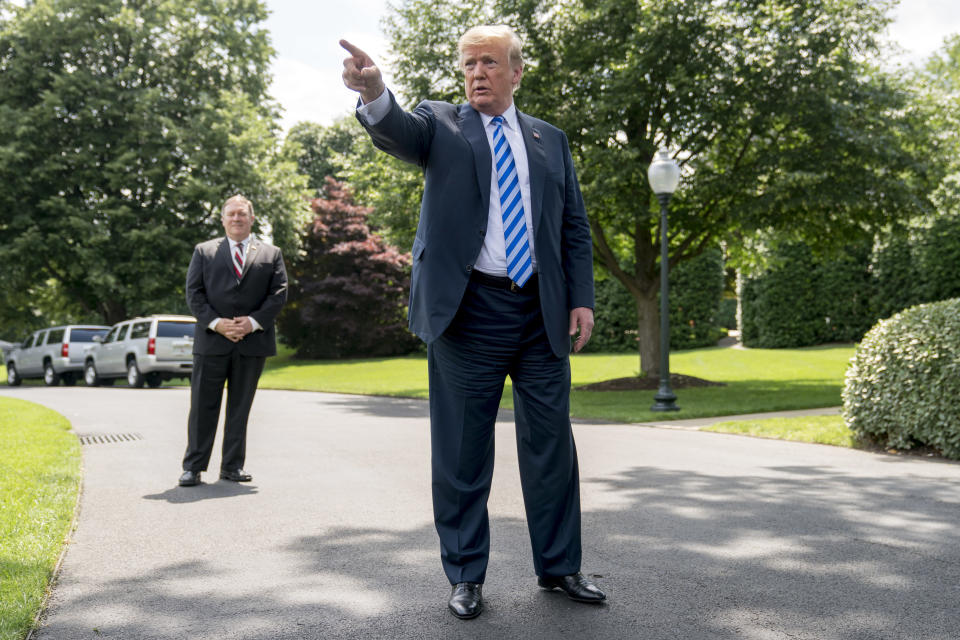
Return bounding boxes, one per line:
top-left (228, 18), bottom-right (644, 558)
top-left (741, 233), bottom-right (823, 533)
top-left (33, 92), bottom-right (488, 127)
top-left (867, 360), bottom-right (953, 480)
top-left (178, 195), bottom-right (288, 488)
top-left (341, 25), bottom-right (606, 619)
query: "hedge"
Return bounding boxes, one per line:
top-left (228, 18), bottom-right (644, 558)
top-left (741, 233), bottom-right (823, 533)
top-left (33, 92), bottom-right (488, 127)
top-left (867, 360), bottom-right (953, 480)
top-left (843, 298), bottom-right (960, 459)
top-left (742, 215), bottom-right (960, 347)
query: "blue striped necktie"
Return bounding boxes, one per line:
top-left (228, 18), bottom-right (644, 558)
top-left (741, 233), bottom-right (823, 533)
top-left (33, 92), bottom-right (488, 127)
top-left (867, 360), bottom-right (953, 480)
top-left (491, 115), bottom-right (532, 288)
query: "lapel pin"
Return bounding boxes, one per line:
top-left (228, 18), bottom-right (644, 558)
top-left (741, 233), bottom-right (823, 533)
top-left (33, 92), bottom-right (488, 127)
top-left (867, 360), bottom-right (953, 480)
top-left (532, 128), bottom-right (541, 141)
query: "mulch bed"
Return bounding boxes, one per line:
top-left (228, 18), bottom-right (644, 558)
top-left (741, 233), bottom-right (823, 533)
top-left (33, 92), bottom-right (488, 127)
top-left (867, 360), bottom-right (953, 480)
top-left (575, 373), bottom-right (727, 391)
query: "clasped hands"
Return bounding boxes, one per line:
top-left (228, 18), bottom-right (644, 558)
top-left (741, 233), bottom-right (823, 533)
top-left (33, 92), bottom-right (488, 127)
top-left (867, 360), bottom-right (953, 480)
top-left (215, 317), bottom-right (254, 343)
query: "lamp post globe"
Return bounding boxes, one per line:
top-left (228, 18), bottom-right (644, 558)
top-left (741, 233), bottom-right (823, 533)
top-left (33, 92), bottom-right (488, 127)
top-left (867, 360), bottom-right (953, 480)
top-left (648, 149), bottom-right (680, 412)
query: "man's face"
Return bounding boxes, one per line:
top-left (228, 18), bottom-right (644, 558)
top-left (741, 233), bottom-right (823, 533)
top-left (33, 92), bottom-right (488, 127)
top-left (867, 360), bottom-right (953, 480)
top-left (221, 201), bottom-right (254, 241)
top-left (462, 40), bottom-right (522, 116)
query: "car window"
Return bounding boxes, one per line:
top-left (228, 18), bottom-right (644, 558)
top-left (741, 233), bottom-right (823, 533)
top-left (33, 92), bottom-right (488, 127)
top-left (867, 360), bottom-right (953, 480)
top-left (70, 328), bottom-right (108, 342)
top-left (35, 331), bottom-right (48, 346)
top-left (47, 329), bottom-right (65, 344)
top-left (103, 327), bottom-right (119, 344)
top-left (117, 324), bottom-right (130, 341)
top-left (129, 322), bottom-right (151, 340)
top-left (23, 334), bottom-right (36, 348)
top-left (156, 321), bottom-right (196, 339)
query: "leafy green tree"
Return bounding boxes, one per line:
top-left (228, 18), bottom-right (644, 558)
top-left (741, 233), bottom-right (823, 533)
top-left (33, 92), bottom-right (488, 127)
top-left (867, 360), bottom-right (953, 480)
top-left (0, 0), bottom-right (309, 326)
top-left (382, 0), bottom-right (934, 375)
top-left (285, 115), bottom-right (423, 249)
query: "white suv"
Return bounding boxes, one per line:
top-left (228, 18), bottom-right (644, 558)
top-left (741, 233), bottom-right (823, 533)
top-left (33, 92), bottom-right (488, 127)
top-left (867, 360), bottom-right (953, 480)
top-left (6, 325), bottom-right (110, 386)
top-left (84, 315), bottom-right (196, 388)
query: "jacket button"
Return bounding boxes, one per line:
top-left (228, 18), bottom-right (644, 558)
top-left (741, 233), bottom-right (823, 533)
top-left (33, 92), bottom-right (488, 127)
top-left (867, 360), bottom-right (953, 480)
top-left (466, 264), bottom-right (473, 272)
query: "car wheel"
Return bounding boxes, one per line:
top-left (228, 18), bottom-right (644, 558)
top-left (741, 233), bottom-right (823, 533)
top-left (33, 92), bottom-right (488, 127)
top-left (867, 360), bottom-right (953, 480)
top-left (43, 362), bottom-right (61, 386)
top-left (84, 361), bottom-right (101, 387)
top-left (62, 373), bottom-right (77, 386)
top-left (6, 363), bottom-right (21, 387)
top-left (127, 359), bottom-right (144, 388)
top-left (145, 372), bottom-right (162, 388)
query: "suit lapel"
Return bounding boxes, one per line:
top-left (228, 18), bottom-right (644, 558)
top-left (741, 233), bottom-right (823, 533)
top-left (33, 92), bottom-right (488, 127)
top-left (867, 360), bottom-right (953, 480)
top-left (458, 104), bottom-right (492, 215)
top-left (517, 111), bottom-right (546, 234)
top-left (216, 238), bottom-right (234, 280)
top-left (241, 239), bottom-right (258, 279)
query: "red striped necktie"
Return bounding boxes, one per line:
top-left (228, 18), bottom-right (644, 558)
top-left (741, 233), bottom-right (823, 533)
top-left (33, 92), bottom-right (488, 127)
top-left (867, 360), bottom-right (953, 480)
top-left (232, 242), bottom-right (244, 279)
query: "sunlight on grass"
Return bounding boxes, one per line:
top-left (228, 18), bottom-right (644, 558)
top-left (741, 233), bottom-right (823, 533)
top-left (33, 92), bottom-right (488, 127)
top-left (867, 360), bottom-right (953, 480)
top-left (261, 343), bottom-right (856, 423)
top-left (0, 397), bottom-right (81, 640)
top-left (704, 415), bottom-right (854, 447)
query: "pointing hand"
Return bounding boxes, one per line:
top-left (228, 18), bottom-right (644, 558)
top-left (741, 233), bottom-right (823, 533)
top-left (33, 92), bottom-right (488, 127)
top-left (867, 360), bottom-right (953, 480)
top-left (341, 39), bottom-right (385, 104)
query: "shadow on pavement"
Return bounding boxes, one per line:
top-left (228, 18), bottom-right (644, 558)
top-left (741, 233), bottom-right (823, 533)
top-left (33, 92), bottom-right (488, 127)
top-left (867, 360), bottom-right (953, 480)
top-left (143, 481), bottom-right (259, 503)
top-left (39, 465), bottom-right (960, 639)
top-left (316, 394), bottom-right (516, 423)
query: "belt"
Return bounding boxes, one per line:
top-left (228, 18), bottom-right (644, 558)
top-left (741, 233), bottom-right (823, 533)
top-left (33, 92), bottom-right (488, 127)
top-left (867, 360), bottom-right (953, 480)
top-left (470, 270), bottom-right (538, 293)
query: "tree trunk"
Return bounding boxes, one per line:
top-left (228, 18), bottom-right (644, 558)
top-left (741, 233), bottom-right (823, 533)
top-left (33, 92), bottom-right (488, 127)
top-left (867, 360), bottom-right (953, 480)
top-left (635, 288), bottom-right (660, 378)
top-left (99, 299), bottom-right (127, 326)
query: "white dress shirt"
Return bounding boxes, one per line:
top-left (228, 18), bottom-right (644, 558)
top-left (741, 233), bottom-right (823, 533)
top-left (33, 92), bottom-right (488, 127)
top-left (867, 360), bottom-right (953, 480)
top-left (209, 236), bottom-right (262, 333)
top-left (358, 91), bottom-right (537, 278)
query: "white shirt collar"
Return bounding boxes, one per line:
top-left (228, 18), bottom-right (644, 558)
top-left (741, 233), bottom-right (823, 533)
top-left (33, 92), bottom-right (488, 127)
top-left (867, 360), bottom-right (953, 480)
top-left (479, 103), bottom-right (519, 132)
top-left (230, 236), bottom-right (250, 251)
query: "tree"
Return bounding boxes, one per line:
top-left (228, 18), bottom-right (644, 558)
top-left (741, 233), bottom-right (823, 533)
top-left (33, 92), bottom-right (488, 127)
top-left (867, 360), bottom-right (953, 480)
top-left (382, 0), bottom-right (935, 375)
top-left (279, 178), bottom-right (419, 359)
top-left (284, 115), bottom-right (424, 250)
top-left (0, 0), bottom-right (310, 326)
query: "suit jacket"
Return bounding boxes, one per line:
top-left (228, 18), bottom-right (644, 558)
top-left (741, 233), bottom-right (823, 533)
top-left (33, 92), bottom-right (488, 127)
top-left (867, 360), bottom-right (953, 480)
top-left (186, 237), bottom-right (288, 357)
top-left (359, 92), bottom-right (594, 358)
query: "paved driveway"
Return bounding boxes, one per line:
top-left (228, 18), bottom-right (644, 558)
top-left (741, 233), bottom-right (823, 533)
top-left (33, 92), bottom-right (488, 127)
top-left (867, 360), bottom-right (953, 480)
top-left (4, 386), bottom-right (960, 639)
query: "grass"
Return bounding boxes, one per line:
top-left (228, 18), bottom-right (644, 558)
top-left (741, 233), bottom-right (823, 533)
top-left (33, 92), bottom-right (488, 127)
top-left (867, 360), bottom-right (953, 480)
top-left (0, 398), bottom-right (81, 640)
top-left (260, 343), bottom-right (855, 423)
top-left (704, 414), bottom-right (854, 447)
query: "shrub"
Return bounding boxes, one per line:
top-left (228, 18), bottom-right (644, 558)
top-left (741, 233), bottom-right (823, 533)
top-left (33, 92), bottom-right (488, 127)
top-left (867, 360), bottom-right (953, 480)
top-left (843, 298), bottom-right (960, 459)
top-left (741, 242), bottom-right (823, 347)
top-left (279, 178), bottom-right (420, 359)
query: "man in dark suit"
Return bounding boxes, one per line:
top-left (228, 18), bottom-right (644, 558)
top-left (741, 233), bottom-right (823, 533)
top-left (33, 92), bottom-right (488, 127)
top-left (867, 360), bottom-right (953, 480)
top-left (178, 195), bottom-right (288, 487)
top-left (342, 25), bottom-right (605, 619)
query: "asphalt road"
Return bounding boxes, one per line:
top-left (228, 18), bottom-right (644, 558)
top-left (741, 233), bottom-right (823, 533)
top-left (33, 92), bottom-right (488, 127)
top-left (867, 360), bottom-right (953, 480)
top-left (4, 385), bottom-right (960, 640)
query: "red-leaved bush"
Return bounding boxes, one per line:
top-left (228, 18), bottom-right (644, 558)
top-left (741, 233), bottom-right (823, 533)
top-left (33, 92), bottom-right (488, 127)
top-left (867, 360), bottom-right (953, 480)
top-left (279, 178), bottom-right (419, 358)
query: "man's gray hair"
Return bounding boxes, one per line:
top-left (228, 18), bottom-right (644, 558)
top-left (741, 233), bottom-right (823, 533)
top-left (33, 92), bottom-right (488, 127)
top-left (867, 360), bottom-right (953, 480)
top-left (458, 25), bottom-right (524, 70)
top-left (221, 194), bottom-right (254, 217)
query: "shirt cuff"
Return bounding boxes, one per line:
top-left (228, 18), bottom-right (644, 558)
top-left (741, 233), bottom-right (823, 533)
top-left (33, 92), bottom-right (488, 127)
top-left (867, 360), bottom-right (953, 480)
top-left (208, 318), bottom-right (220, 331)
top-left (249, 316), bottom-right (263, 332)
top-left (356, 88), bottom-right (390, 125)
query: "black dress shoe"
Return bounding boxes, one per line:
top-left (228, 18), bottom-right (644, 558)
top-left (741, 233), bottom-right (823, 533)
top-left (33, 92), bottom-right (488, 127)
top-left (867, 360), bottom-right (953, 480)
top-left (448, 582), bottom-right (483, 619)
top-left (219, 468), bottom-right (252, 482)
top-left (538, 572), bottom-right (606, 603)
top-left (178, 470), bottom-right (201, 486)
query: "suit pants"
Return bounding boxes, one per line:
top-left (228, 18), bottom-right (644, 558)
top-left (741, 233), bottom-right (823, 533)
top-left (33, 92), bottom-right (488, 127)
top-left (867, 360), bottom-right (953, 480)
top-left (182, 349), bottom-right (265, 473)
top-left (427, 276), bottom-right (582, 585)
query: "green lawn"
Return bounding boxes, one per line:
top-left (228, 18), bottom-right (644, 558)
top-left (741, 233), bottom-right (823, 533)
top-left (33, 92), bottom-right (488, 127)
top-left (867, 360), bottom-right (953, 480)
top-left (261, 343), bottom-right (855, 423)
top-left (704, 414), bottom-right (854, 447)
top-left (0, 398), bottom-right (81, 640)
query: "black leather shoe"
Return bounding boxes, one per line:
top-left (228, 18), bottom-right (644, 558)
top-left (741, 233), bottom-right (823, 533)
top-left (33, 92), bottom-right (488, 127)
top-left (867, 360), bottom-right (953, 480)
top-left (178, 470), bottom-right (201, 486)
top-left (220, 468), bottom-right (252, 482)
top-left (538, 572), bottom-right (606, 603)
top-left (448, 582), bottom-right (483, 619)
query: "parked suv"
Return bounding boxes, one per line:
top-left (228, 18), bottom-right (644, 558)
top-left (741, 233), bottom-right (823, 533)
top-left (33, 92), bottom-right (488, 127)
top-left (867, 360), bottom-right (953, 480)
top-left (84, 315), bottom-right (196, 388)
top-left (6, 325), bottom-right (110, 386)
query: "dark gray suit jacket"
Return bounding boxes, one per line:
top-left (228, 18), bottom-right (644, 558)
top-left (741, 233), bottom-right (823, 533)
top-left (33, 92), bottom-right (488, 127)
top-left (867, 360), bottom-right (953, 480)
top-left (185, 237), bottom-right (288, 357)
top-left (359, 92), bottom-right (594, 358)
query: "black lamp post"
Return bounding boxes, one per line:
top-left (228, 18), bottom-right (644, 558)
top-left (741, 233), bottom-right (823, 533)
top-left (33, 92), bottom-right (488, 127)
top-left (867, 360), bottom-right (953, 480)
top-left (648, 149), bottom-right (681, 412)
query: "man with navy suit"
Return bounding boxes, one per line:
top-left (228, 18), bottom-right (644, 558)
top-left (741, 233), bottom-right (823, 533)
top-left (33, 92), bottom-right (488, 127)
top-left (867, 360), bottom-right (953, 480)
top-left (178, 195), bottom-right (288, 487)
top-left (342, 25), bottom-right (605, 619)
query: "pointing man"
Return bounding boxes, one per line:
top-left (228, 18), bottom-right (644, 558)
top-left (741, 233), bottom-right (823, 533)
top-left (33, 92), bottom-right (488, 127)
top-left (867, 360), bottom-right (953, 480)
top-left (342, 25), bottom-right (605, 619)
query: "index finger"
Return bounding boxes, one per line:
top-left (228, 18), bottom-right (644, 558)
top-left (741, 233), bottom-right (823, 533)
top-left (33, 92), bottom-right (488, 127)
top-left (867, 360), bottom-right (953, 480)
top-left (340, 39), bottom-right (370, 63)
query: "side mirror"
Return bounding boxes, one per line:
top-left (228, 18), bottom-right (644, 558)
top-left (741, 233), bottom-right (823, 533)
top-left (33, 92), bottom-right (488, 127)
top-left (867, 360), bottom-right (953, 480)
top-left (93, 335), bottom-right (103, 344)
